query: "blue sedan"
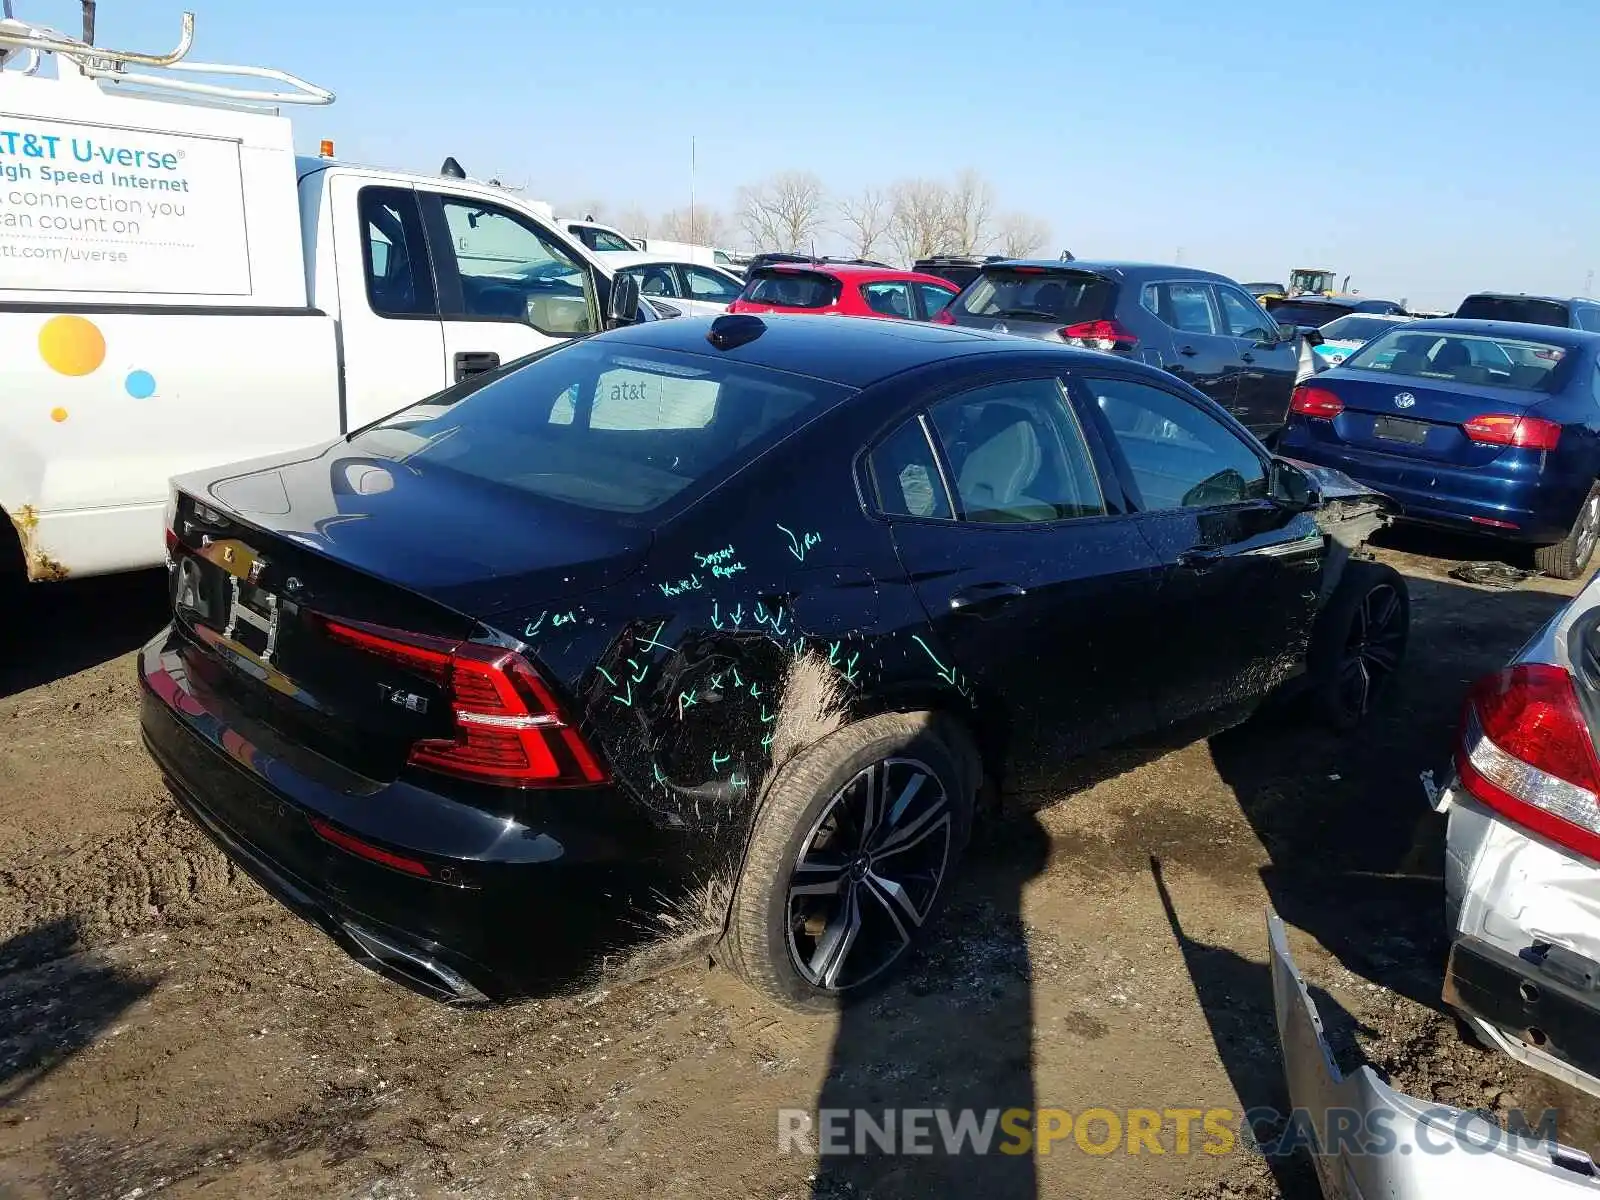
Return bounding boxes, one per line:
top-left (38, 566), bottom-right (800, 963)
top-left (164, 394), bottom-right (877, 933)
top-left (1279, 319), bottom-right (1600, 578)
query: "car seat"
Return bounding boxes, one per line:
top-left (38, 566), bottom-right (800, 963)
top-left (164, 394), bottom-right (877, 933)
top-left (1429, 340), bottom-right (1472, 374)
top-left (1030, 283), bottom-right (1065, 316)
top-left (957, 403), bottom-right (1053, 521)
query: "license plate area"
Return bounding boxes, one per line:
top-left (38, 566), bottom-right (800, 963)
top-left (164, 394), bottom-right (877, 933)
top-left (1373, 415), bottom-right (1429, 445)
top-left (224, 576), bottom-right (281, 662)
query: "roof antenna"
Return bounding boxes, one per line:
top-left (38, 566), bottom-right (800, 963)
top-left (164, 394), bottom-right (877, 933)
top-left (80, 0), bottom-right (96, 44)
top-left (440, 157), bottom-right (467, 179)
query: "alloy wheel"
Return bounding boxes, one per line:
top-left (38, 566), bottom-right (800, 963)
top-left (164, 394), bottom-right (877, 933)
top-left (786, 758), bottom-right (952, 992)
top-left (1577, 494), bottom-right (1600, 569)
top-left (1337, 583), bottom-right (1405, 721)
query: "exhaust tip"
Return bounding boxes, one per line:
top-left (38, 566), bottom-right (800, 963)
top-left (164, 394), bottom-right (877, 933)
top-left (341, 921), bottom-right (490, 1006)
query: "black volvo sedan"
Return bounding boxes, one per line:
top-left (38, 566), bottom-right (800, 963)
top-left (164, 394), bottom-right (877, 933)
top-left (142, 313), bottom-right (1406, 1011)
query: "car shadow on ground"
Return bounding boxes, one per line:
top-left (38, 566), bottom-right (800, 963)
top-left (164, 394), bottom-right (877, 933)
top-left (808, 812), bottom-right (1050, 1199)
top-left (0, 569), bottom-right (168, 700)
top-left (0, 915), bottom-right (157, 1110)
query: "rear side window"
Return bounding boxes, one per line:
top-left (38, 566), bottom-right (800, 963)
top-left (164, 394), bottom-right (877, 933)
top-left (1083, 377), bottom-right (1266, 511)
top-left (871, 418), bottom-right (952, 519)
top-left (359, 187), bottom-right (436, 318)
top-left (860, 281), bottom-right (913, 318)
top-left (741, 269), bottom-right (842, 308)
top-left (954, 269), bottom-right (1115, 324)
top-left (356, 341), bottom-right (851, 514)
top-left (926, 379), bottom-right (1105, 523)
top-left (1143, 282), bottom-right (1219, 335)
top-left (1577, 307), bottom-right (1600, 333)
top-left (1454, 295), bottom-right (1571, 326)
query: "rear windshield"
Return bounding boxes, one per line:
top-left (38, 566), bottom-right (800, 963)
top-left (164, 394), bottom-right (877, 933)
top-left (1343, 330), bottom-right (1572, 392)
top-left (740, 269), bottom-right (842, 308)
top-left (352, 340), bottom-right (852, 514)
top-left (1453, 295), bottom-right (1571, 326)
top-left (955, 269), bottom-right (1114, 324)
top-left (1263, 300), bottom-right (1348, 327)
top-left (1319, 315), bottom-right (1404, 343)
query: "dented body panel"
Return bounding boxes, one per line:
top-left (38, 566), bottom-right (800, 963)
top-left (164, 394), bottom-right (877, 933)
top-left (1443, 568), bottom-right (1600, 1098)
top-left (1270, 913), bottom-right (1599, 1198)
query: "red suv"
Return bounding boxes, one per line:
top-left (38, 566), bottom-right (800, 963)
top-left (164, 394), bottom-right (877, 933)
top-left (728, 262), bottom-right (958, 322)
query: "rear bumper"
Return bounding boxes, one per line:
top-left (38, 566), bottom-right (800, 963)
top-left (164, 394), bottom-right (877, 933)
top-left (139, 627), bottom-right (685, 1002)
top-left (1280, 428), bottom-right (1580, 544)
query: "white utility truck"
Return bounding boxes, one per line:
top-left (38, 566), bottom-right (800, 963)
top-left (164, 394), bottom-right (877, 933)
top-left (0, 9), bottom-right (645, 585)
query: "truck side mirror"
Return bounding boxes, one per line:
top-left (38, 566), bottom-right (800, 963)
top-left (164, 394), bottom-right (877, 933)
top-left (606, 272), bottom-right (642, 328)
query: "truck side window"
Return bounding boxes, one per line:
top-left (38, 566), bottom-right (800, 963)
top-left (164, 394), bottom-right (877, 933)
top-left (359, 188), bottom-right (436, 318)
top-left (437, 198), bottom-right (597, 335)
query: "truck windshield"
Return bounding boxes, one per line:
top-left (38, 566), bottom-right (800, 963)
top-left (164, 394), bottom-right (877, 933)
top-left (353, 341), bottom-right (853, 514)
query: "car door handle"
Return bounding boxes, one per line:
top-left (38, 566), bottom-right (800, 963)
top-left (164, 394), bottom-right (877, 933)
top-left (1177, 549), bottom-right (1224, 572)
top-left (1241, 351), bottom-right (1256, 363)
top-left (1177, 345), bottom-right (1199, 357)
top-left (950, 582), bottom-right (1027, 611)
top-left (453, 350), bottom-right (501, 382)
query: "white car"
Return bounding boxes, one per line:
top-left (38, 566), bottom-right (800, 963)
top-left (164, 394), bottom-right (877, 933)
top-left (594, 251), bottom-right (746, 318)
top-left (1311, 313), bottom-right (1415, 370)
top-left (1438, 565), bottom-right (1600, 1100)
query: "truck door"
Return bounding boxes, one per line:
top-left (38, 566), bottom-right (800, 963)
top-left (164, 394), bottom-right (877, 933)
top-left (332, 180), bottom-right (450, 429)
top-left (416, 190), bottom-right (602, 387)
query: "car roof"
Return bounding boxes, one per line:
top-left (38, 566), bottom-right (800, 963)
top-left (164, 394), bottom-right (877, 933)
top-left (589, 250), bottom-right (731, 272)
top-left (983, 259), bottom-right (1238, 284)
top-left (600, 312), bottom-right (1083, 387)
top-left (1462, 291), bottom-right (1591, 306)
top-left (1396, 318), bottom-right (1600, 345)
top-left (753, 262), bottom-right (954, 286)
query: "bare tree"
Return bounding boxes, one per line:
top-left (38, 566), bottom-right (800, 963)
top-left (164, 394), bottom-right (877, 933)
top-left (887, 178), bottom-right (955, 264)
top-left (736, 171), bottom-right (826, 253)
top-left (947, 169), bottom-right (997, 255)
top-left (562, 198), bottom-right (612, 222)
top-left (836, 187), bottom-right (892, 260)
top-left (613, 206), bottom-right (652, 242)
top-left (657, 205), bottom-right (731, 247)
top-left (997, 211), bottom-right (1051, 259)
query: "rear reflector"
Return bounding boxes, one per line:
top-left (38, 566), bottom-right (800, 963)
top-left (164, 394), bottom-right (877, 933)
top-left (1469, 515), bottom-right (1520, 530)
top-left (310, 816), bottom-right (431, 877)
top-left (1457, 663), bottom-right (1600, 862)
top-left (1061, 319), bottom-right (1137, 352)
top-left (1463, 413), bottom-right (1562, 451)
top-left (321, 617), bottom-right (608, 789)
top-left (1290, 385), bottom-right (1344, 419)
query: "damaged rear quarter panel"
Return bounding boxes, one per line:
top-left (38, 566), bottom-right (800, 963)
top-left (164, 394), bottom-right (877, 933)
top-left (487, 412), bottom-right (976, 976)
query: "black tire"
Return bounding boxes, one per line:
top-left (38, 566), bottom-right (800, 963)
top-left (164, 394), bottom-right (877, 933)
top-left (1534, 484), bottom-right (1600, 581)
top-left (721, 711), bottom-right (976, 1013)
top-left (1307, 561), bottom-right (1409, 731)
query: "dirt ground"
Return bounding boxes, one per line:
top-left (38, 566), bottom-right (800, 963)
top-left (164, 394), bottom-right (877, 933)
top-left (1, 528), bottom-right (1595, 1199)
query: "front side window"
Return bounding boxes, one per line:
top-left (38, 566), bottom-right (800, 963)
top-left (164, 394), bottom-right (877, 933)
top-left (359, 187), bottom-right (435, 318)
top-left (439, 197), bottom-right (596, 334)
top-left (860, 281), bottom-right (914, 319)
top-left (1216, 285), bottom-right (1274, 341)
top-left (926, 379), bottom-right (1104, 523)
top-left (356, 342), bottom-right (852, 514)
top-left (1084, 377), bottom-right (1266, 511)
top-left (683, 266), bottom-right (742, 303)
top-left (627, 264), bottom-right (680, 299)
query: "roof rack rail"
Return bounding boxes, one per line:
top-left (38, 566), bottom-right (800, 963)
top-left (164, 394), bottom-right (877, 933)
top-left (0, 9), bottom-right (333, 107)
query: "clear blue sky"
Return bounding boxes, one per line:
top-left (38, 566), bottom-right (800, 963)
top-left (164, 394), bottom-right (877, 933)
top-left (30, 0), bottom-right (1600, 310)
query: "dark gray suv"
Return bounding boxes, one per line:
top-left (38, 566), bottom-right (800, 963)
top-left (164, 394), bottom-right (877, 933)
top-left (942, 261), bottom-right (1302, 439)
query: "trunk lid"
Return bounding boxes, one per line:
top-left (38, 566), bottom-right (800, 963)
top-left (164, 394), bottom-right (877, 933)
top-left (167, 440), bottom-right (647, 782)
top-left (1310, 370), bottom-right (1553, 466)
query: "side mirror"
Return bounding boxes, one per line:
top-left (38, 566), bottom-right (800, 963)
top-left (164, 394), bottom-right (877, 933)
top-left (1301, 327), bottom-right (1325, 347)
top-left (1276, 322), bottom-right (1299, 343)
top-left (1269, 458), bottom-right (1321, 510)
top-left (606, 272), bottom-right (642, 328)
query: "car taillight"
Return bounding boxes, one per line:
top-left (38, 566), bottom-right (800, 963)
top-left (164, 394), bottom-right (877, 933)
top-left (932, 307), bottom-right (955, 325)
top-left (1462, 413), bottom-right (1562, 451)
top-left (1457, 663), bottom-right (1600, 862)
top-left (1290, 385), bottom-right (1344, 419)
top-left (1061, 319), bottom-right (1137, 352)
top-left (322, 617), bottom-right (608, 789)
